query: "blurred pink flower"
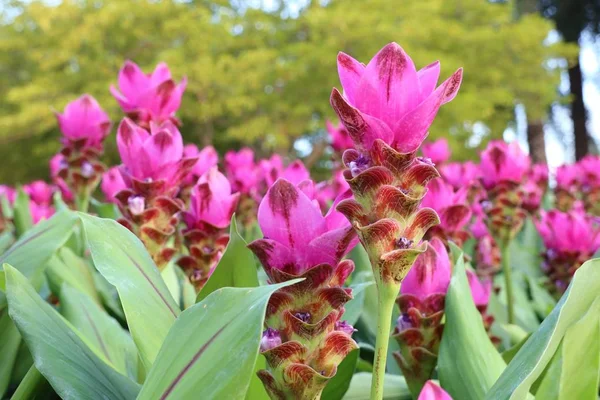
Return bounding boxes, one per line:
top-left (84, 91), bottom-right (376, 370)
top-left (23, 181), bottom-right (54, 206)
top-left (249, 179), bottom-right (357, 275)
top-left (439, 161), bottom-right (480, 189)
top-left (326, 120), bottom-right (354, 152)
top-left (182, 167), bottom-right (240, 229)
top-left (29, 202), bottom-right (54, 224)
top-left (555, 164), bottom-right (580, 191)
top-left (55, 94), bottom-right (111, 148)
top-left (49, 154), bottom-right (74, 202)
top-left (535, 209), bottom-right (600, 256)
top-left (422, 138), bottom-right (451, 165)
top-left (183, 144), bottom-right (219, 184)
top-left (400, 238), bottom-right (451, 300)
top-left (479, 141), bottom-right (530, 189)
top-left (421, 179), bottom-right (471, 235)
top-left (331, 42), bottom-right (462, 152)
top-left (0, 185), bottom-right (16, 204)
top-left (110, 61), bottom-right (187, 126)
top-left (467, 269), bottom-right (491, 308)
top-left (418, 381), bottom-right (452, 400)
top-left (225, 148), bottom-right (260, 194)
top-left (101, 167), bottom-right (127, 203)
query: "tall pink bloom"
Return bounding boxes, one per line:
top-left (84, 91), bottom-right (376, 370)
top-left (421, 179), bottom-right (471, 245)
top-left (331, 42), bottom-right (462, 152)
top-left (326, 120), bottom-right (354, 152)
top-left (55, 94), bottom-right (111, 149)
top-left (248, 179), bottom-right (358, 399)
top-left (422, 138), bottom-right (451, 165)
top-left (418, 381), bottom-right (452, 400)
top-left (183, 144), bottom-right (219, 182)
top-left (179, 167), bottom-right (240, 289)
top-left (260, 157), bottom-right (311, 188)
top-left (400, 238), bottom-right (451, 299)
top-left (23, 181), bottom-right (54, 206)
top-left (479, 141), bottom-right (530, 189)
top-left (110, 61), bottom-right (187, 127)
top-left (440, 161), bottom-right (481, 190)
top-left (101, 167), bottom-right (127, 203)
top-left (224, 148), bottom-right (260, 195)
top-left (536, 209), bottom-right (600, 294)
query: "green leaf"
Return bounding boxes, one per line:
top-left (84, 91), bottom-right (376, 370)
top-left (438, 249), bottom-right (506, 400)
top-left (0, 230), bottom-right (14, 254)
top-left (244, 356), bottom-right (269, 400)
top-left (533, 344), bottom-right (562, 399)
top-left (12, 189), bottom-right (32, 237)
top-left (10, 366), bottom-right (53, 400)
top-left (486, 259), bottom-right (600, 399)
top-left (174, 265), bottom-right (196, 310)
top-left (60, 285), bottom-right (139, 381)
top-left (197, 216), bottom-right (259, 302)
top-left (343, 277), bottom-right (374, 326)
top-left (342, 372), bottom-right (411, 400)
top-left (78, 213), bottom-right (180, 369)
top-left (90, 198), bottom-right (121, 219)
top-left (557, 297), bottom-right (600, 399)
top-left (4, 264), bottom-right (140, 400)
top-left (322, 349), bottom-right (359, 400)
top-left (137, 280), bottom-right (301, 400)
top-left (46, 247), bottom-right (100, 304)
top-left (0, 306), bottom-right (21, 397)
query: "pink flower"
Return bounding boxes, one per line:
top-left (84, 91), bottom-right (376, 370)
top-left (421, 179), bottom-right (471, 234)
top-left (555, 164), bottom-right (580, 191)
top-left (330, 42), bottom-right (462, 152)
top-left (182, 167), bottom-right (240, 229)
top-left (55, 94), bottom-right (111, 148)
top-left (23, 181), bottom-right (54, 206)
top-left (467, 270), bottom-right (491, 308)
top-left (49, 154), bottom-right (74, 202)
top-left (101, 167), bottom-right (127, 203)
top-left (400, 238), bottom-right (451, 300)
top-left (110, 61), bottom-right (187, 126)
top-left (315, 170), bottom-right (351, 209)
top-left (479, 141), bottom-right (530, 189)
top-left (529, 163), bottom-right (549, 189)
top-left (29, 202), bottom-right (54, 224)
top-left (521, 180), bottom-right (543, 213)
top-left (0, 185), bottom-right (16, 204)
top-left (183, 144), bottom-right (219, 183)
top-left (225, 148), bottom-right (260, 194)
top-left (535, 209), bottom-right (600, 256)
top-left (326, 120), bottom-right (354, 152)
top-left (260, 157), bottom-right (310, 188)
top-left (116, 118), bottom-right (188, 189)
top-left (418, 381), bottom-right (452, 400)
top-left (248, 179), bottom-right (357, 275)
top-left (422, 138), bottom-right (451, 165)
top-left (440, 161), bottom-right (480, 190)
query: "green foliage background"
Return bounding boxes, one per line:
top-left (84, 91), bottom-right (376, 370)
top-left (0, 0), bottom-right (576, 184)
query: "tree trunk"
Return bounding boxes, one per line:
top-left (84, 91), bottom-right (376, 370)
top-left (569, 61), bottom-right (589, 160)
top-left (527, 119), bottom-right (547, 163)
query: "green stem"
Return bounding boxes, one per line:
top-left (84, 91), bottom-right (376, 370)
top-left (11, 366), bottom-right (47, 400)
top-left (501, 241), bottom-right (515, 324)
top-left (370, 282), bottom-right (399, 400)
top-left (76, 191), bottom-right (90, 213)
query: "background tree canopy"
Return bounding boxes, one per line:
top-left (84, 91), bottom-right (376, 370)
top-left (0, 0), bottom-right (576, 184)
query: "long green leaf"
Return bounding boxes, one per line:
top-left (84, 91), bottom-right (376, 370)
top-left (197, 216), bottom-right (259, 302)
top-left (486, 258), bottom-right (600, 399)
top-left (79, 213), bottom-right (179, 369)
top-left (12, 189), bottom-right (32, 237)
top-left (0, 306), bottom-right (21, 397)
top-left (438, 248), bottom-right (506, 400)
top-left (137, 280), bottom-right (301, 400)
top-left (322, 349), bottom-right (359, 400)
top-left (4, 264), bottom-right (140, 400)
top-left (60, 285), bottom-right (139, 381)
top-left (46, 247), bottom-right (100, 304)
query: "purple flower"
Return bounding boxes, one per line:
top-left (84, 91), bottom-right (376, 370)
top-left (260, 328), bottom-right (282, 352)
top-left (55, 94), bottom-right (111, 148)
top-left (110, 61), bottom-right (187, 126)
top-left (330, 43), bottom-right (462, 153)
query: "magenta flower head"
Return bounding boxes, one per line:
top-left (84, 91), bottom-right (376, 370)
top-left (29, 201), bottom-right (54, 224)
top-left (110, 61), bottom-right (187, 127)
top-left (418, 381), bottom-right (452, 400)
top-left (440, 161), bottom-right (481, 190)
top-left (101, 166), bottom-right (127, 203)
top-left (117, 118), bottom-right (194, 196)
top-left (49, 154), bottom-right (74, 203)
top-left (0, 185), bottom-right (16, 204)
top-left (24, 181), bottom-right (54, 206)
top-left (183, 144), bottom-right (219, 182)
top-left (224, 148), bottom-right (260, 194)
top-left (479, 141), bottom-right (530, 189)
top-left (183, 167), bottom-right (240, 230)
top-left (467, 270), bottom-right (491, 309)
top-left (421, 179), bottom-right (472, 245)
top-left (326, 120), bottom-right (354, 153)
top-left (248, 178), bottom-right (359, 399)
top-left (331, 42), bottom-right (462, 153)
top-left (422, 139), bottom-right (451, 165)
top-left (400, 238), bottom-right (451, 300)
top-left (55, 94), bottom-right (111, 149)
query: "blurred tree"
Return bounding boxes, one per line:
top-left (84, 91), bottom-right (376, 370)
top-left (540, 0), bottom-right (600, 160)
top-left (0, 0), bottom-right (574, 183)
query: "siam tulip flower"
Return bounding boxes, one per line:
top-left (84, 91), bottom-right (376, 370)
top-left (393, 238), bottom-right (450, 397)
top-left (101, 167), bottom-right (127, 204)
top-left (110, 61), bottom-right (187, 128)
top-left (555, 163), bottom-right (580, 212)
top-left (315, 170), bottom-right (351, 210)
top-left (326, 120), bottom-right (354, 153)
top-left (49, 154), bottom-right (74, 204)
top-left (54, 95), bottom-right (111, 210)
top-left (55, 94), bottom-right (111, 149)
top-left (178, 167), bottom-right (240, 290)
top-left (521, 180), bottom-right (544, 214)
top-left (479, 141), bottom-right (530, 190)
top-left (29, 201), bottom-right (55, 224)
top-left (535, 209), bottom-right (600, 294)
top-left (529, 163), bottom-right (549, 190)
top-left (114, 118), bottom-right (197, 269)
top-left (248, 179), bottom-right (358, 399)
top-left (466, 269), bottom-right (498, 345)
top-left (183, 144), bottom-right (219, 184)
top-left (577, 155), bottom-right (600, 216)
top-left (418, 381), bottom-right (452, 400)
top-left (421, 138), bottom-right (451, 165)
top-left (330, 42), bottom-right (462, 399)
top-left (259, 157), bottom-right (311, 189)
top-left (421, 179), bottom-right (471, 245)
top-left (23, 181), bottom-right (54, 207)
top-left (0, 185), bottom-right (16, 204)
top-left (225, 148), bottom-right (260, 195)
top-left (440, 161), bottom-right (481, 190)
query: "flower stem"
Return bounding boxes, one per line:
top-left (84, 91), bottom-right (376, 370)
top-left (501, 241), bottom-right (515, 324)
top-left (371, 281), bottom-right (399, 400)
